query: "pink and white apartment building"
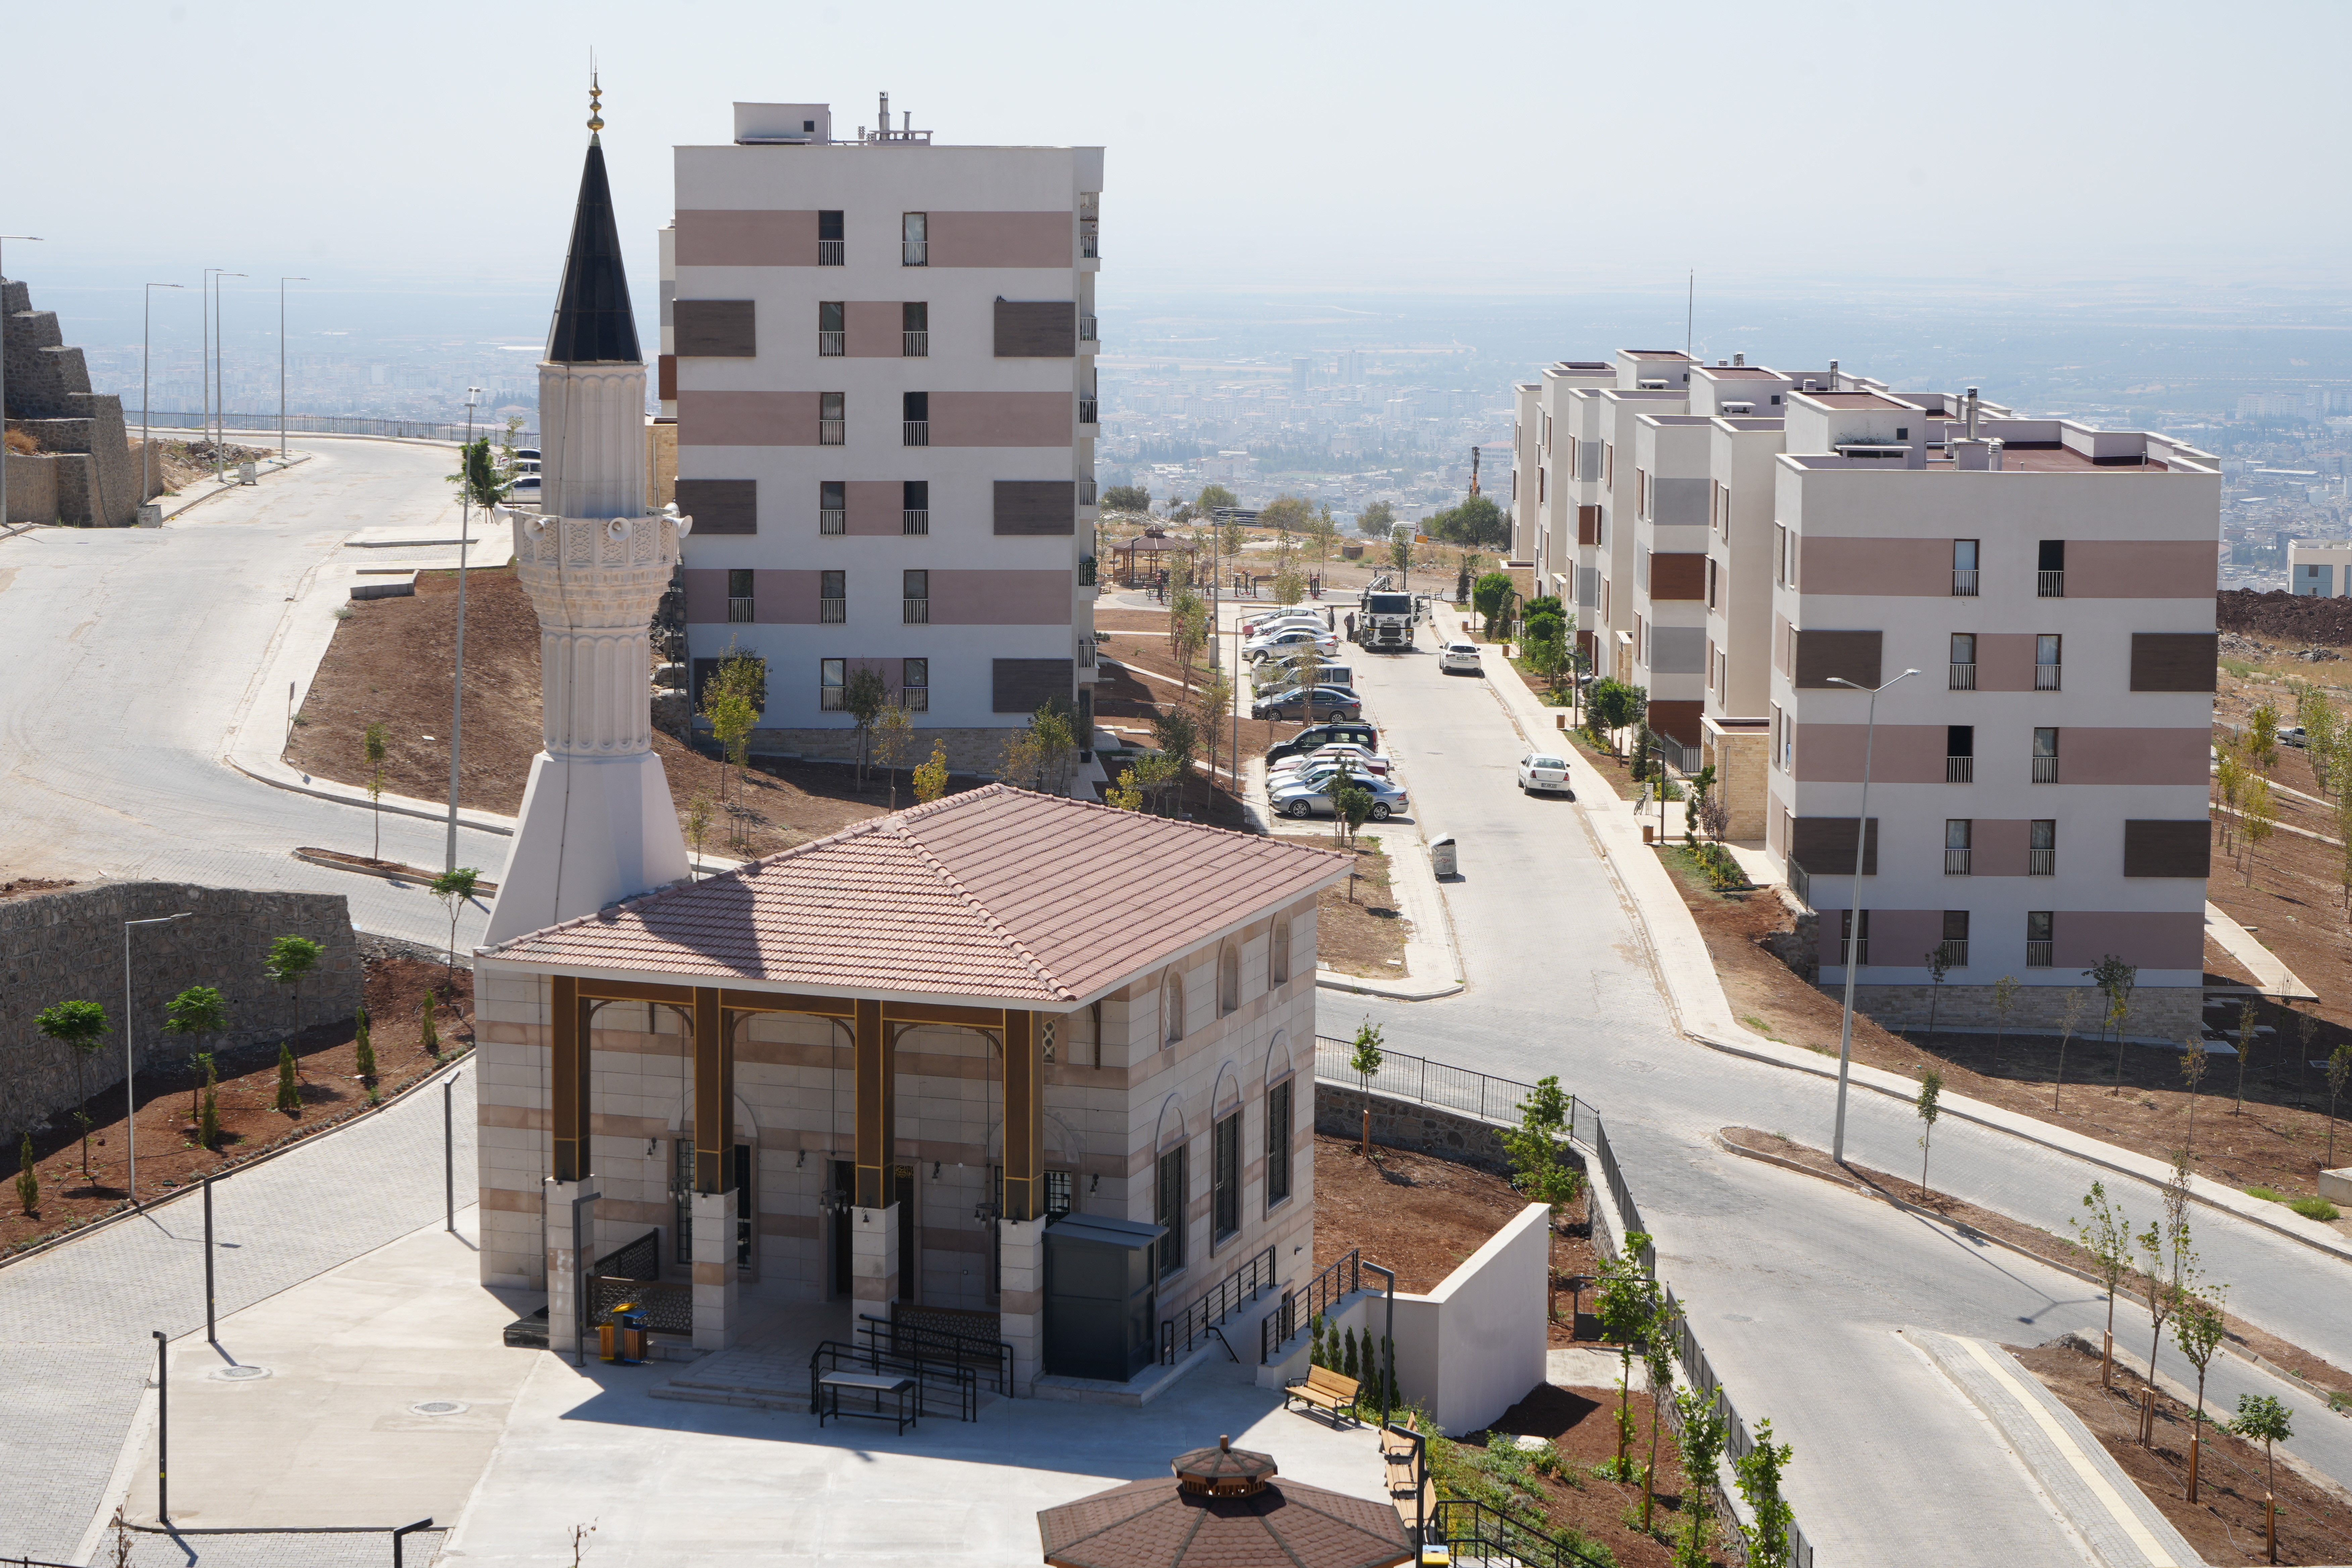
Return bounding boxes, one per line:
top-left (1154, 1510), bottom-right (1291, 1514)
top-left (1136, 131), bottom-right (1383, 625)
top-left (663, 100), bottom-right (1103, 769)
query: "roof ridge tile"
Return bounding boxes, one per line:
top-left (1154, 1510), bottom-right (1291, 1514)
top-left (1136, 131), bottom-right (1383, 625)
top-left (888, 815), bottom-right (1073, 1001)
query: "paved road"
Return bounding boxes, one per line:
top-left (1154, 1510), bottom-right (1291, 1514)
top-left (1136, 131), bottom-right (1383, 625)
top-left (0, 440), bottom-right (505, 951)
top-left (1316, 615), bottom-right (2352, 1564)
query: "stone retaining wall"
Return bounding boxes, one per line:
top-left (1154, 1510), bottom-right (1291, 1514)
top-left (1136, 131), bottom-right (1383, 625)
top-left (0, 882), bottom-right (360, 1142)
top-left (1313, 1080), bottom-right (1514, 1173)
top-left (1845, 981), bottom-right (2202, 1042)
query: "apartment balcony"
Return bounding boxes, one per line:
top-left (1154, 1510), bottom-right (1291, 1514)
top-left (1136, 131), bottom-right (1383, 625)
top-left (820, 599), bottom-right (846, 624)
top-left (1936, 939), bottom-right (1970, 969)
top-left (821, 686), bottom-right (847, 711)
top-left (2028, 848), bottom-right (2055, 876)
top-left (1948, 663), bottom-right (1977, 691)
top-left (820, 508), bottom-right (845, 536)
top-left (1944, 848), bottom-right (1972, 875)
top-left (1079, 479), bottom-right (1098, 507)
top-left (902, 509), bottom-right (929, 536)
top-left (900, 688), bottom-right (929, 713)
top-left (818, 240), bottom-right (844, 267)
top-left (1078, 398), bottom-right (1098, 426)
top-left (2032, 756), bottom-right (2059, 783)
top-left (1078, 554), bottom-right (1098, 587)
top-left (903, 598), bottom-right (930, 624)
top-left (819, 420), bottom-right (845, 446)
top-left (1079, 221), bottom-right (1099, 260)
top-left (1079, 315), bottom-right (1098, 343)
top-left (2037, 570), bottom-right (2065, 598)
top-left (818, 332), bottom-right (845, 357)
top-left (903, 421), bottom-right (930, 446)
top-left (2035, 665), bottom-right (2062, 691)
top-left (902, 331), bottom-right (929, 357)
top-left (2027, 940), bottom-right (2054, 969)
top-left (903, 240), bottom-right (929, 266)
top-left (1946, 755), bottom-right (1974, 783)
top-left (1951, 569), bottom-right (1979, 596)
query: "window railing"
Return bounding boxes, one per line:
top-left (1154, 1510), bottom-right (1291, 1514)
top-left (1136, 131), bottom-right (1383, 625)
top-left (1078, 555), bottom-right (1097, 587)
top-left (1079, 479), bottom-right (1098, 506)
top-left (1948, 663), bottom-right (1976, 690)
top-left (1079, 222), bottom-right (1099, 260)
top-left (902, 598), bottom-right (930, 624)
top-left (1944, 848), bottom-right (1971, 875)
top-left (727, 597), bottom-right (754, 624)
top-left (818, 240), bottom-right (844, 267)
top-left (821, 686), bottom-right (847, 710)
top-left (820, 508), bottom-right (845, 535)
top-left (2035, 664), bottom-right (2062, 691)
top-left (903, 421), bottom-right (930, 446)
top-left (1946, 755), bottom-right (1974, 783)
top-left (1952, 569), bottom-right (1979, 596)
top-left (2028, 847), bottom-right (2055, 876)
top-left (1079, 314), bottom-right (1098, 342)
top-left (2032, 756), bottom-right (2059, 783)
top-left (2027, 940), bottom-right (2054, 968)
top-left (903, 240), bottom-right (929, 266)
top-left (1078, 398), bottom-right (1098, 425)
top-left (817, 331), bottom-right (845, 356)
top-left (902, 331), bottom-right (928, 357)
top-left (1838, 937), bottom-right (1870, 967)
top-left (1937, 939), bottom-right (1970, 969)
top-left (821, 598), bottom-right (846, 624)
top-left (819, 420), bottom-right (845, 446)
top-left (901, 688), bottom-right (929, 713)
top-left (2037, 570), bottom-right (2065, 598)
top-left (901, 509), bottom-right (929, 535)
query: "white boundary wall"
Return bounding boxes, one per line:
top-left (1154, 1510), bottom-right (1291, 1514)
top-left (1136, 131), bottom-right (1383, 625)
top-left (1392, 1201), bottom-right (1550, 1434)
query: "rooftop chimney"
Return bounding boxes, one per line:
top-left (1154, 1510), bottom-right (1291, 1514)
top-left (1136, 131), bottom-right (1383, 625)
top-left (1733, 353), bottom-right (1746, 366)
top-left (1965, 387), bottom-right (1980, 439)
top-left (1828, 359), bottom-right (1841, 390)
top-left (879, 91), bottom-right (890, 139)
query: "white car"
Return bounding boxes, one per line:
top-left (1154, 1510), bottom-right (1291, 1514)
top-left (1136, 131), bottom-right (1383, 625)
top-left (1267, 743), bottom-right (1392, 780)
top-left (1242, 611), bottom-right (1327, 639)
top-left (1516, 752), bottom-right (1573, 795)
top-left (1244, 628), bottom-right (1340, 663)
top-left (1439, 639), bottom-right (1482, 674)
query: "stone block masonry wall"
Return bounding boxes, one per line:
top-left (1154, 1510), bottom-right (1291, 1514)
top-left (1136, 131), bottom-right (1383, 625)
top-left (1845, 981), bottom-right (2202, 1043)
top-left (0, 882), bottom-right (360, 1144)
top-left (3, 277), bottom-right (145, 525)
top-left (1315, 1081), bottom-right (1516, 1175)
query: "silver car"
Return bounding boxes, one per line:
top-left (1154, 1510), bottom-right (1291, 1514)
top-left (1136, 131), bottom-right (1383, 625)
top-left (1269, 768), bottom-right (1409, 821)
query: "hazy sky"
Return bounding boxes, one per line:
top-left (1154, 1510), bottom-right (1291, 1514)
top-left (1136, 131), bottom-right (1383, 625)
top-left (8, 0), bottom-right (2349, 346)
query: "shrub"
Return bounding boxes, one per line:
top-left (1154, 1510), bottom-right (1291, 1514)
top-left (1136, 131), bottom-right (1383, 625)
top-left (2290, 1194), bottom-right (2341, 1222)
top-left (420, 998), bottom-right (441, 1057)
top-left (15, 1134), bottom-right (36, 1217)
top-left (274, 1042), bottom-right (299, 1114)
top-left (353, 1005), bottom-right (376, 1080)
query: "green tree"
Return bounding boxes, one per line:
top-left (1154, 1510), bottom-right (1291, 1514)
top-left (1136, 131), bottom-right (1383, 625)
top-left (197, 1052), bottom-right (219, 1149)
top-left (2296, 682), bottom-right (2339, 791)
top-left (1921, 943), bottom-right (1952, 1038)
top-left (353, 1003), bottom-right (376, 1081)
top-left (1132, 753), bottom-right (1184, 817)
top-left (1169, 583), bottom-right (1210, 691)
top-left (2135, 1152), bottom-right (2199, 1444)
top-left (1641, 1293), bottom-right (1678, 1530)
top-left (1524, 628), bottom-right (1571, 700)
top-left (1734, 1418), bottom-right (1796, 1568)
top-left (1357, 499), bottom-right (1395, 538)
top-left (1428, 493), bottom-right (1510, 548)
top-left (2071, 1181), bottom-right (2134, 1384)
top-left (420, 996), bottom-right (442, 1057)
top-left (1099, 483), bottom-right (1149, 514)
top-left (1915, 1068), bottom-right (1944, 1197)
top-left (700, 642), bottom-right (767, 823)
top-left (687, 793), bottom-right (713, 873)
top-left (873, 701), bottom-right (915, 809)
top-left (37, 1006), bottom-right (111, 1175)
top-left (2054, 988), bottom-right (2086, 1112)
top-left (1330, 762), bottom-right (1375, 849)
top-left (1192, 670), bottom-right (1234, 797)
top-left (2084, 954), bottom-right (2137, 1096)
top-left (1272, 555), bottom-right (1308, 606)
top-left (363, 720), bottom-right (388, 860)
top-left (445, 437), bottom-right (510, 511)
top-left (1150, 708), bottom-right (1199, 812)
top-left (15, 1133), bottom-right (38, 1217)
top-left (163, 984), bottom-right (227, 1123)
top-left (2241, 772), bottom-right (2275, 884)
top-left (1594, 1234), bottom-right (1656, 1482)
top-left (841, 665), bottom-right (893, 787)
top-left (1349, 1021), bottom-right (1384, 1156)
top-left (1258, 493), bottom-right (1313, 533)
top-left (2248, 701), bottom-right (2281, 770)
top-left (264, 934), bottom-right (323, 1072)
top-left (2324, 1042), bottom-right (2351, 1168)
top-left (1471, 571), bottom-right (1516, 636)
top-left (1106, 765), bottom-right (1143, 812)
top-left (1308, 505), bottom-right (1339, 575)
top-left (1586, 679), bottom-right (1646, 755)
top-left (1500, 1076), bottom-right (1586, 1218)
top-left (2180, 1037), bottom-right (2212, 1160)
top-left (2226, 1393), bottom-right (2294, 1545)
top-left (1194, 483), bottom-right (1238, 514)
top-left (912, 742), bottom-right (951, 805)
top-left (429, 869), bottom-right (479, 983)
top-left (274, 1040), bottom-right (300, 1115)
top-left (1387, 533), bottom-right (1411, 574)
top-left (2175, 1289), bottom-right (2228, 1502)
top-left (1672, 1385), bottom-right (1728, 1568)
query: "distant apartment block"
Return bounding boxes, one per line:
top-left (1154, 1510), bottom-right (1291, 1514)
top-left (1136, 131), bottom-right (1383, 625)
top-left (2288, 538), bottom-right (2352, 595)
top-left (665, 98), bottom-right (1103, 769)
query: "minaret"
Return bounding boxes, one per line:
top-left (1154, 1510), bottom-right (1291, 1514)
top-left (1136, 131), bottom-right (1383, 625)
top-left (484, 80), bottom-right (692, 945)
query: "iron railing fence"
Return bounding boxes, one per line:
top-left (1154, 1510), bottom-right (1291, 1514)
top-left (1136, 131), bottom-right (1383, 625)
top-left (1163, 1244), bottom-right (1276, 1363)
top-left (1951, 568), bottom-right (1979, 596)
top-left (2038, 570), bottom-right (2066, 597)
top-left (1944, 848), bottom-right (1972, 875)
top-left (1314, 1036), bottom-right (1571, 1132)
top-left (807, 1340), bottom-right (978, 1421)
top-left (1262, 1246), bottom-right (1360, 1364)
top-left (902, 331), bottom-right (929, 356)
top-left (1430, 1498), bottom-right (1615, 1568)
top-left (2029, 847), bottom-right (2056, 876)
top-left (1947, 755), bottom-right (1975, 783)
top-left (902, 508), bottom-right (930, 534)
top-left (125, 410), bottom-right (539, 446)
top-left (820, 507), bottom-right (846, 534)
top-left (1949, 662), bottom-right (1977, 690)
top-left (2036, 663), bottom-right (2063, 690)
top-left (117, 1521), bottom-right (443, 1567)
top-left (857, 1313), bottom-right (1012, 1394)
top-left (2032, 755), bottom-right (2060, 783)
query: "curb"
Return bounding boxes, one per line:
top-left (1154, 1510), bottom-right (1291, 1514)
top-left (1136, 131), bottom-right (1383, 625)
top-left (225, 755), bottom-right (518, 837)
top-left (291, 849), bottom-right (500, 893)
top-left (1316, 970), bottom-right (1465, 1002)
top-left (152, 451), bottom-right (314, 523)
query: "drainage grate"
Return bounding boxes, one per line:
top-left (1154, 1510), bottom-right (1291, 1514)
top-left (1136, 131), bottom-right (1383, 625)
top-left (214, 1365), bottom-right (271, 1381)
top-left (409, 1400), bottom-right (468, 1416)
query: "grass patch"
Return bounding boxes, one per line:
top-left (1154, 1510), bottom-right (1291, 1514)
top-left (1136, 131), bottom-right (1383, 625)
top-left (1742, 1014), bottom-right (1784, 1042)
top-left (2289, 1195), bottom-right (2341, 1222)
top-left (2246, 1184), bottom-right (2289, 1203)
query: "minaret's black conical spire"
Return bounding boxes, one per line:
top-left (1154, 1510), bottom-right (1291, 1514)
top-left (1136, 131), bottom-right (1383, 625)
top-left (546, 77), bottom-right (640, 364)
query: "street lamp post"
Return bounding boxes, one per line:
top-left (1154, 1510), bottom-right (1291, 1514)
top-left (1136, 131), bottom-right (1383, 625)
top-left (201, 268), bottom-right (222, 465)
top-left (142, 283), bottom-right (186, 506)
top-left (278, 277), bottom-right (307, 459)
top-left (1, 235), bottom-right (45, 531)
top-left (1825, 668), bottom-right (1917, 1165)
top-left (447, 386), bottom-right (483, 872)
top-left (212, 273), bottom-right (247, 479)
top-left (124, 910), bottom-right (193, 1204)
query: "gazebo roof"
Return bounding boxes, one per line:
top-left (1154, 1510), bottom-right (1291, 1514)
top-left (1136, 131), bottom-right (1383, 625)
top-left (478, 784), bottom-right (1349, 1004)
top-left (1037, 1468), bottom-right (1411, 1568)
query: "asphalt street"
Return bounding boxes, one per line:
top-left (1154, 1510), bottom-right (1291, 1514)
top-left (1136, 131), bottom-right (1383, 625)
top-left (1302, 610), bottom-right (2352, 1563)
top-left (0, 439), bottom-right (505, 951)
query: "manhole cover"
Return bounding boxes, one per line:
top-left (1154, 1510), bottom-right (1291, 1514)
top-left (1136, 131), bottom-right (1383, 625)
top-left (409, 1400), bottom-right (468, 1416)
top-left (214, 1365), bottom-right (271, 1381)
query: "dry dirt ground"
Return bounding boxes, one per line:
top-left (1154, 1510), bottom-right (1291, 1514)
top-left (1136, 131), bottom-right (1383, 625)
top-left (1094, 605), bottom-right (1289, 824)
top-left (1315, 838), bottom-right (1408, 976)
top-left (4, 946), bottom-right (471, 1258)
top-left (2017, 1335), bottom-right (2352, 1566)
top-left (1478, 1383), bottom-right (1713, 1568)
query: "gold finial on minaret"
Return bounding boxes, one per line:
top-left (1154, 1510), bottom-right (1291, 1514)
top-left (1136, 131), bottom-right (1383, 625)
top-left (588, 63), bottom-right (604, 139)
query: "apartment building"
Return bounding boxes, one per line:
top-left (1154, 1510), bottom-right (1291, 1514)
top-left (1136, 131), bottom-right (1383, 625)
top-left (1514, 362), bottom-right (1613, 603)
top-left (665, 98), bottom-right (1104, 770)
top-left (2288, 538), bottom-right (2352, 595)
top-left (1765, 393), bottom-right (2221, 1037)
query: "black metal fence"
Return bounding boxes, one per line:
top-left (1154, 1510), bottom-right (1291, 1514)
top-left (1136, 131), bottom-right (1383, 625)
top-left (124, 410), bottom-right (540, 447)
top-left (590, 1230), bottom-right (691, 1334)
top-left (1162, 1243), bottom-right (1276, 1364)
top-left (808, 1339), bottom-right (978, 1422)
top-left (1261, 1245), bottom-right (1360, 1364)
top-left (1431, 1498), bottom-right (1614, 1568)
top-left (116, 1520), bottom-right (440, 1567)
top-left (1315, 1036), bottom-right (1580, 1134)
top-left (858, 1313), bottom-right (1012, 1394)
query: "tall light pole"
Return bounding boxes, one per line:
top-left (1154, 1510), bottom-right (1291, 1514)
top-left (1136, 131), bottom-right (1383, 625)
top-left (446, 386), bottom-right (483, 871)
top-left (124, 910), bottom-right (193, 1204)
top-left (1, 235), bottom-right (45, 532)
top-left (212, 273), bottom-right (247, 477)
top-left (201, 268), bottom-right (223, 464)
top-left (277, 277), bottom-right (306, 458)
top-left (142, 283), bottom-right (186, 505)
top-left (1825, 667), bottom-right (1917, 1165)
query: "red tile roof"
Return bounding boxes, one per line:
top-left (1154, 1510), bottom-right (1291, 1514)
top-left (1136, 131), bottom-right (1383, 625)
top-left (1037, 1474), bottom-right (1411, 1568)
top-left (480, 784), bottom-right (1351, 1002)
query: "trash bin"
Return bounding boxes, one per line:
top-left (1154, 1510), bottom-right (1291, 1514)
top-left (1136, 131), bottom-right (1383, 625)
top-left (238, 460), bottom-right (258, 486)
top-left (1430, 835), bottom-right (1458, 879)
top-left (600, 1304), bottom-right (647, 1365)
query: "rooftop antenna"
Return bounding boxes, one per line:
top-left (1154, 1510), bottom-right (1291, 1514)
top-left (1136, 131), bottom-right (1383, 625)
top-left (1685, 269), bottom-right (1694, 359)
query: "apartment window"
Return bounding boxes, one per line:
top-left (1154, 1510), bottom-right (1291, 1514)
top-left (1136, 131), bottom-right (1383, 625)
top-left (1537, 467), bottom-right (1546, 504)
top-left (1155, 1144), bottom-right (1186, 1278)
top-left (1636, 469), bottom-right (1649, 519)
top-left (2035, 634), bottom-right (2062, 691)
top-left (1944, 819), bottom-right (1972, 876)
top-left (1079, 216), bottom-right (1099, 259)
top-left (1212, 1112), bottom-right (1240, 1243)
top-left (1603, 442), bottom-right (1613, 486)
top-left (2026, 911), bottom-right (2055, 969)
top-left (817, 209), bottom-right (844, 266)
top-left (726, 568), bottom-right (754, 624)
top-left (1938, 910), bottom-right (1970, 970)
top-left (1706, 557), bottom-right (1719, 609)
top-left (819, 391), bottom-right (845, 445)
top-left (2032, 726), bottom-right (2060, 783)
top-left (902, 657), bottom-right (929, 713)
top-left (1949, 633), bottom-right (1977, 690)
top-left (817, 300), bottom-right (845, 356)
top-left (1270, 917), bottom-right (1291, 985)
top-left (902, 479), bottom-right (929, 535)
top-left (902, 301), bottom-right (928, 357)
top-left (819, 570), bottom-right (846, 624)
top-left (901, 211), bottom-right (928, 266)
top-left (1947, 724), bottom-right (1974, 783)
top-left (1162, 970), bottom-right (1184, 1044)
top-left (819, 480), bottom-right (845, 535)
top-left (1043, 1170), bottom-right (1074, 1219)
top-left (820, 657), bottom-right (846, 711)
top-left (900, 569), bottom-right (929, 625)
top-left (1952, 539), bottom-right (1979, 597)
top-left (1218, 941), bottom-right (1239, 1014)
top-left (1774, 705), bottom-right (1792, 772)
top-left (1542, 413), bottom-right (1553, 453)
top-left (1255, 1078), bottom-right (1293, 1216)
top-left (1567, 435), bottom-right (1580, 475)
top-left (902, 391), bottom-right (929, 446)
top-left (1837, 909), bottom-right (1870, 967)
top-left (2029, 819), bottom-right (2055, 877)
top-left (2037, 539), bottom-right (2066, 598)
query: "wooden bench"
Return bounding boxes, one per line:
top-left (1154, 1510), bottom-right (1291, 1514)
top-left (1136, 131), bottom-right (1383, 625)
top-left (1283, 1364), bottom-right (1362, 1427)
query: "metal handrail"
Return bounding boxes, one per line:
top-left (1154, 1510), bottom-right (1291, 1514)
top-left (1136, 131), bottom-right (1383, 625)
top-left (1944, 848), bottom-right (1971, 875)
top-left (819, 419), bottom-right (845, 445)
top-left (2037, 569), bottom-right (2065, 597)
top-left (124, 409), bottom-right (538, 447)
top-left (1947, 755), bottom-right (1974, 783)
top-left (2028, 847), bottom-right (2055, 876)
top-left (1077, 398), bottom-right (1099, 425)
top-left (817, 240), bottom-right (844, 266)
top-left (1314, 1036), bottom-right (1570, 1131)
top-left (1430, 1498), bottom-right (1616, 1568)
top-left (808, 1339), bottom-right (976, 1421)
top-left (820, 598), bottom-right (846, 624)
top-left (903, 420), bottom-right (930, 446)
top-left (1262, 1246), bottom-right (1360, 1364)
top-left (902, 598), bottom-right (930, 624)
top-left (1948, 662), bottom-right (1977, 690)
top-left (1163, 1244), bottom-right (1275, 1364)
top-left (856, 1313), bottom-right (1012, 1394)
top-left (902, 331), bottom-right (929, 356)
top-left (901, 509), bottom-right (930, 535)
top-left (2028, 940), bottom-right (2055, 968)
top-left (817, 331), bottom-right (845, 356)
top-left (2032, 755), bottom-right (2059, 783)
top-left (727, 597), bottom-right (754, 624)
top-left (1951, 568), bottom-right (1979, 596)
top-left (2035, 664), bottom-right (2062, 690)
top-left (820, 508), bottom-right (845, 535)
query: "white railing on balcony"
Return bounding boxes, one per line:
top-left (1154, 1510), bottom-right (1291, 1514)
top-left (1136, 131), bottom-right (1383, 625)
top-left (2028, 848), bottom-right (2055, 876)
top-left (1937, 939), bottom-right (1970, 969)
top-left (902, 331), bottom-right (928, 357)
top-left (818, 331), bottom-right (845, 356)
top-left (2032, 755), bottom-right (2059, 783)
top-left (1079, 221), bottom-right (1099, 259)
top-left (903, 240), bottom-right (929, 266)
top-left (727, 597), bottom-right (754, 624)
top-left (2037, 570), bottom-right (2065, 598)
top-left (1944, 848), bottom-right (1971, 875)
top-left (903, 599), bottom-right (930, 624)
top-left (2027, 940), bottom-right (2054, 969)
top-left (818, 240), bottom-right (845, 267)
top-left (2035, 664), bottom-right (2062, 691)
top-left (820, 508), bottom-right (845, 536)
top-left (1080, 315), bottom-right (1098, 342)
top-left (1946, 755), bottom-right (1974, 783)
top-left (1949, 663), bottom-right (1976, 690)
top-left (1951, 569), bottom-right (1979, 596)
top-left (903, 421), bottom-right (929, 446)
top-left (901, 688), bottom-right (929, 713)
top-left (902, 510), bottom-right (929, 535)
top-left (821, 686), bottom-right (847, 711)
top-left (819, 420), bottom-right (845, 446)
top-left (1079, 480), bottom-right (1098, 506)
top-left (821, 598), bottom-right (846, 624)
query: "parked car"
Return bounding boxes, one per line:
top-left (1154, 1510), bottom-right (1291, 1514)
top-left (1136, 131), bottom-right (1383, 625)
top-left (1440, 639), bottom-right (1483, 674)
top-left (1252, 685), bottom-right (1362, 722)
top-left (1243, 627), bottom-right (1340, 663)
top-left (1265, 722), bottom-right (1379, 765)
top-left (1253, 660), bottom-right (1354, 695)
top-left (508, 473), bottom-right (542, 496)
top-left (1515, 751), bottom-right (1574, 796)
top-left (2280, 725), bottom-right (2309, 749)
top-left (1242, 611), bottom-right (1328, 639)
top-left (512, 448), bottom-right (541, 462)
top-left (1268, 743), bottom-right (1392, 780)
top-left (1269, 769), bottom-right (1410, 821)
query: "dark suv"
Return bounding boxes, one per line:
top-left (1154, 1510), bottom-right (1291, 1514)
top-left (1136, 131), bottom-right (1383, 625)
top-left (1265, 721), bottom-right (1380, 766)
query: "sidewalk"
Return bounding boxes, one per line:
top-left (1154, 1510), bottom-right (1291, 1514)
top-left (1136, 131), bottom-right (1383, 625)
top-left (1452, 603), bottom-right (2352, 1267)
top-left (2205, 898), bottom-right (2316, 999)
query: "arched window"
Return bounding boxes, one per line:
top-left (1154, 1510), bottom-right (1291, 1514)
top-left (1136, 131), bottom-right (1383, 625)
top-left (1162, 970), bottom-right (1186, 1044)
top-left (1269, 917), bottom-right (1292, 986)
top-left (1217, 941), bottom-right (1240, 1015)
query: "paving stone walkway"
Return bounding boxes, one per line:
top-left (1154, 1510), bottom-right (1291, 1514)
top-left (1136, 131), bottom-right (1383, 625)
top-left (0, 1064), bottom-right (478, 1564)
